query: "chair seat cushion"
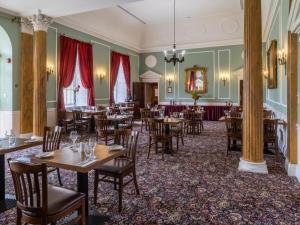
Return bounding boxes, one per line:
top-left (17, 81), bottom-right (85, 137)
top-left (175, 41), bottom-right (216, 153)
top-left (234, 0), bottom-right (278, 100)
top-left (95, 158), bottom-right (133, 174)
top-left (23, 185), bottom-right (84, 217)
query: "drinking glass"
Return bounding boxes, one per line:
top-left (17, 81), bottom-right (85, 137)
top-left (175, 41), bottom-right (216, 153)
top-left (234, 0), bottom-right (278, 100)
top-left (84, 143), bottom-right (92, 159)
top-left (89, 137), bottom-right (97, 159)
top-left (70, 131), bottom-right (78, 146)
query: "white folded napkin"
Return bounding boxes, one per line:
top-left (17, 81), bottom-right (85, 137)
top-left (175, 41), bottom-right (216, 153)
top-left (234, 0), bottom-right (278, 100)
top-left (77, 158), bottom-right (96, 167)
top-left (35, 152), bottom-right (54, 159)
top-left (108, 145), bottom-right (124, 151)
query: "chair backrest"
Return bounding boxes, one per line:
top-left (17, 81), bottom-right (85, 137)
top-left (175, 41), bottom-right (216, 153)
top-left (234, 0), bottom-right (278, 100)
top-left (153, 118), bottom-right (165, 137)
top-left (126, 130), bottom-right (139, 162)
top-left (264, 119), bottom-right (278, 140)
top-left (229, 111), bottom-right (242, 118)
top-left (73, 110), bottom-right (82, 120)
top-left (263, 110), bottom-right (273, 119)
top-left (95, 114), bottom-right (110, 132)
top-left (225, 117), bottom-right (243, 139)
top-left (114, 129), bottom-right (131, 147)
top-left (183, 110), bottom-right (196, 121)
top-left (8, 159), bottom-right (48, 215)
top-left (43, 126), bottom-right (63, 152)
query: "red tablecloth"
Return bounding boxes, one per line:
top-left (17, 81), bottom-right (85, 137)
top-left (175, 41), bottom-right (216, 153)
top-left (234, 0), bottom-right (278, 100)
top-left (159, 105), bottom-right (230, 121)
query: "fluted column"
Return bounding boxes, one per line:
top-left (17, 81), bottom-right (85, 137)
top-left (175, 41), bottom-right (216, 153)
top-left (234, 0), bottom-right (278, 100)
top-left (287, 31), bottom-right (298, 165)
top-left (238, 0), bottom-right (268, 173)
top-left (29, 10), bottom-right (52, 138)
top-left (19, 18), bottom-right (34, 135)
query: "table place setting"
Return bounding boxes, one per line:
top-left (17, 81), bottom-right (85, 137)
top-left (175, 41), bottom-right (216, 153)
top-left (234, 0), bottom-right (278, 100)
top-left (108, 144), bottom-right (124, 151)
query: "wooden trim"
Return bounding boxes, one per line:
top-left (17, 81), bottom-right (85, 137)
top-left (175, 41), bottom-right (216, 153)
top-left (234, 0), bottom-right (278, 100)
top-left (19, 32), bottom-right (33, 134)
top-left (242, 0), bottom-right (264, 162)
top-left (287, 32), bottom-right (298, 164)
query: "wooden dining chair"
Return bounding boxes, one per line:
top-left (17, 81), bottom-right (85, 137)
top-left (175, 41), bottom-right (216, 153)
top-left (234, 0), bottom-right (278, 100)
top-left (264, 119), bottom-right (279, 161)
top-left (7, 159), bottom-right (86, 225)
top-left (225, 117), bottom-right (243, 155)
top-left (72, 110), bottom-right (90, 133)
top-left (171, 121), bottom-right (184, 151)
top-left (119, 116), bottom-right (134, 130)
top-left (43, 126), bottom-right (63, 186)
top-left (140, 108), bottom-right (148, 132)
top-left (59, 110), bottom-right (74, 133)
top-left (94, 130), bottom-right (140, 212)
top-left (147, 118), bottom-right (172, 160)
top-left (95, 115), bottom-right (115, 145)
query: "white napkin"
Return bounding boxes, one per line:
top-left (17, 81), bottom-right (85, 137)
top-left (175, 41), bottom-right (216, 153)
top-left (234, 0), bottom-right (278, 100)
top-left (77, 159), bottom-right (96, 167)
top-left (108, 145), bottom-right (124, 151)
top-left (35, 152), bottom-right (54, 159)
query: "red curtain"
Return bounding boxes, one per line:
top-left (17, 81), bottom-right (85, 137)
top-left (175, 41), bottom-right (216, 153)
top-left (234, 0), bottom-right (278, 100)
top-left (189, 71), bottom-right (195, 91)
top-left (78, 42), bottom-right (95, 106)
top-left (122, 55), bottom-right (131, 96)
top-left (58, 36), bottom-right (78, 110)
top-left (110, 51), bottom-right (122, 104)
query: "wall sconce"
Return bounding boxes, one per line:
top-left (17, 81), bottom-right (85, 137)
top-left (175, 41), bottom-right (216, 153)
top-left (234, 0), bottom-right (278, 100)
top-left (220, 73), bottom-right (229, 86)
top-left (46, 64), bottom-right (54, 80)
top-left (278, 49), bottom-right (287, 75)
top-left (263, 69), bottom-right (268, 79)
top-left (167, 75), bottom-right (174, 87)
top-left (97, 72), bottom-right (105, 83)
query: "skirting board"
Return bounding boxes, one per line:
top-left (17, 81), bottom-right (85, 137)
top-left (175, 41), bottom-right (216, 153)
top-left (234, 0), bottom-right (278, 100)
top-left (0, 108), bottom-right (57, 136)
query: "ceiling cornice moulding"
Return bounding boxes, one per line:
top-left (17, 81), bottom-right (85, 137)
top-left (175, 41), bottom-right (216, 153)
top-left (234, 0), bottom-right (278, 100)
top-left (54, 17), bottom-right (142, 53)
top-left (139, 39), bottom-right (244, 53)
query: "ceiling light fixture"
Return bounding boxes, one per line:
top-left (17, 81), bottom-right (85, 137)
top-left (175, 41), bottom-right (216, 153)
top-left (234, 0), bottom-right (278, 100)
top-left (163, 0), bottom-right (185, 66)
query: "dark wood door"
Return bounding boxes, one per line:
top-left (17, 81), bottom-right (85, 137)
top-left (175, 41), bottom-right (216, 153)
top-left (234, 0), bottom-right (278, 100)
top-left (133, 82), bottom-right (145, 108)
top-left (151, 83), bottom-right (158, 106)
top-left (239, 80), bottom-right (243, 107)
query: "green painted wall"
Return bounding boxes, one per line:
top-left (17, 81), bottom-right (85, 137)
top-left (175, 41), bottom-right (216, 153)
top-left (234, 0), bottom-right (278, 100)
top-left (0, 12), bottom-right (140, 111)
top-left (140, 45), bottom-right (247, 104)
top-left (265, 0), bottom-right (289, 115)
top-left (0, 12), bottom-right (20, 111)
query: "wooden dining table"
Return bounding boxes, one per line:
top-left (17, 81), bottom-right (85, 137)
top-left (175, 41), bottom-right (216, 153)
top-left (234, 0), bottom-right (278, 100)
top-left (32, 144), bottom-right (127, 225)
top-left (0, 138), bottom-right (43, 212)
top-left (107, 114), bottom-right (133, 129)
top-left (161, 117), bottom-right (183, 154)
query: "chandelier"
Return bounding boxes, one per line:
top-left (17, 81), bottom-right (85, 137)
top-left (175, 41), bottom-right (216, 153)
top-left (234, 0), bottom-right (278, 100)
top-left (164, 0), bottom-right (185, 66)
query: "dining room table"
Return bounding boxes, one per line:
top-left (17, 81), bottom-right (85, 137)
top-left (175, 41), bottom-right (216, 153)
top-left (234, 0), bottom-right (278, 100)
top-left (107, 114), bottom-right (133, 129)
top-left (0, 137), bottom-right (43, 212)
top-left (31, 144), bottom-right (127, 225)
top-left (158, 117), bottom-right (183, 154)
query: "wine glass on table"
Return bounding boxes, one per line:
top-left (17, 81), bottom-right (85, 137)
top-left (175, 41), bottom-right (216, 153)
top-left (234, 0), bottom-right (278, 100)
top-left (70, 131), bottom-right (78, 147)
top-left (88, 137), bottom-right (97, 159)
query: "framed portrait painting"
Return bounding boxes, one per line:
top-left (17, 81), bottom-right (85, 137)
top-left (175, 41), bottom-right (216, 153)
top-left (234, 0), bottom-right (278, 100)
top-left (267, 40), bottom-right (278, 89)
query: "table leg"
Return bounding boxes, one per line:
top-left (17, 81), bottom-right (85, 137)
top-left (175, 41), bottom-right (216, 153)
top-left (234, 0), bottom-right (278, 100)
top-left (0, 154), bottom-right (16, 213)
top-left (77, 172), bottom-right (109, 225)
top-left (164, 124), bottom-right (173, 154)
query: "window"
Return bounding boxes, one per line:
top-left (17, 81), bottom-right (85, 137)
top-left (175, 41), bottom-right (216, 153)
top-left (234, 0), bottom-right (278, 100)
top-left (114, 61), bottom-right (127, 103)
top-left (63, 54), bottom-right (87, 106)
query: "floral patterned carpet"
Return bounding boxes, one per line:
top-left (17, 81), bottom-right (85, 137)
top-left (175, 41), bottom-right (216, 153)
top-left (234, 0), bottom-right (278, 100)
top-left (1, 121), bottom-right (300, 225)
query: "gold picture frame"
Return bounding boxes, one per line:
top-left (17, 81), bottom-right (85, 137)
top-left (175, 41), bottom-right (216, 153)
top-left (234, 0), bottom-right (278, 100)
top-left (185, 65), bottom-right (208, 94)
top-left (267, 40), bottom-right (278, 89)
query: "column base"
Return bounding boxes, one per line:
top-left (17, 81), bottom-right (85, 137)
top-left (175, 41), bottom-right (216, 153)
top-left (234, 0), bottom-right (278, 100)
top-left (285, 158), bottom-right (297, 176)
top-left (238, 158), bottom-right (268, 174)
top-left (19, 133), bottom-right (32, 139)
top-left (31, 135), bottom-right (43, 141)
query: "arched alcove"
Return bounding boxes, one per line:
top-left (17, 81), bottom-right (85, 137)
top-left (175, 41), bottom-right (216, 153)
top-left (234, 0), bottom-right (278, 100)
top-left (0, 25), bottom-right (13, 136)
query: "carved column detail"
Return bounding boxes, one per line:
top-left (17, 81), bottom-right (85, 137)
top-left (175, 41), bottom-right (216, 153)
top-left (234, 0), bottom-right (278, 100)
top-left (29, 10), bottom-right (52, 138)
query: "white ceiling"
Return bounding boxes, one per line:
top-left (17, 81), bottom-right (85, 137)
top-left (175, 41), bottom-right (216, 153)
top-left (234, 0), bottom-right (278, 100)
top-left (0, 0), bottom-right (142, 17)
top-left (0, 0), bottom-right (274, 52)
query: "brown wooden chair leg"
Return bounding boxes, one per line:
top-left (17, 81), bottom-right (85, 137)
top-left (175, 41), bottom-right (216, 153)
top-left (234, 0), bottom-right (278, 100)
top-left (118, 176), bottom-right (123, 212)
top-left (56, 168), bottom-right (63, 186)
top-left (94, 171), bottom-right (99, 205)
top-left (80, 197), bottom-right (86, 225)
top-left (181, 135), bottom-right (184, 146)
top-left (176, 136), bottom-right (179, 151)
top-left (133, 169), bottom-right (140, 195)
top-left (51, 222), bottom-right (57, 225)
top-left (147, 136), bottom-right (152, 159)
top-left (114, 177), bottom-right (117, 190)
top-left (141, 120), bottom-right (144, 132)
top-left (16, 208), bottom-right (22, 225)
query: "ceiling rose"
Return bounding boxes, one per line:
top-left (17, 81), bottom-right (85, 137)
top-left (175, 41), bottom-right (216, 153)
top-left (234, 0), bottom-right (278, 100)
top-left (220, 18), bottom-right (239, 34)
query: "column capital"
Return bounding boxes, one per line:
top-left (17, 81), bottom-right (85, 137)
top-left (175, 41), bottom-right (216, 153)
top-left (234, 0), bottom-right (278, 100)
top-left (20, 17), bottom-right (33, 35)
top-left (29, 9), bottom-right (53, 32)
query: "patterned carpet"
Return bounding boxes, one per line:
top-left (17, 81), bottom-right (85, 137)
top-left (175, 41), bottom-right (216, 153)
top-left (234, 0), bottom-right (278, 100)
top-left (1, 121), bottom-right (300, 225)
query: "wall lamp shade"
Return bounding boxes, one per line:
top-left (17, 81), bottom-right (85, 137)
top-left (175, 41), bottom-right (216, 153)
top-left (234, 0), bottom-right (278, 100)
top-left (219, 73), bottom-right (229, 86)
top-left (46, 65), bottom-right (54, 80)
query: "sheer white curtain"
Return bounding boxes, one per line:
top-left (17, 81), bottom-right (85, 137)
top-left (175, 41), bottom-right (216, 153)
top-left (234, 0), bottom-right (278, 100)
top-left (114, 61), bottom-right (127, 103)
top-left (63, 54), bottom-right (87, 106)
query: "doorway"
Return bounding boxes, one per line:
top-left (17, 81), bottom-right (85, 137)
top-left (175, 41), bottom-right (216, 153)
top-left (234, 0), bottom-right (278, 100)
top-left (0, 26), bottom-right (13, 136)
